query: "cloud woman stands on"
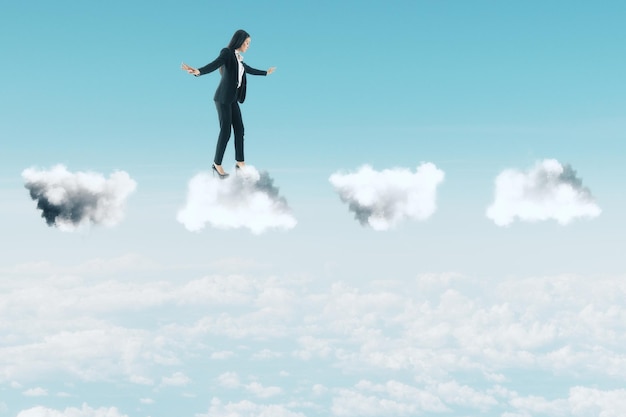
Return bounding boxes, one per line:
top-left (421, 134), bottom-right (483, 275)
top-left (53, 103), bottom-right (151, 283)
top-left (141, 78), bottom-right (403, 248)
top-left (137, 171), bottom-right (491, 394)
top-left (182, 30), bottom-right (276, 178)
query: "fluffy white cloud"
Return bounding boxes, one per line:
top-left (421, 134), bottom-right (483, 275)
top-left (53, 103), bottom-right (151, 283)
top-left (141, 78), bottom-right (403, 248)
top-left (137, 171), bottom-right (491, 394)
top-left (160, 371), bottom-right (191, 387)
top-left (22, 165), bottom-right (136, 231)
top-left (22, 387), bottom-right (48, 397)
top-left (216, 372), bottom-right (240, 389)
top-left (0, 326), bottom-right (163, 383)
top-left (245, 381), bottom-right (283, 398)
top-left (312, 383), bottom-right (328, 396)
top-left (568, 387), bottom-right (626, 417)
top-left (508, 387), bottom-right (626, 417)
top-left (252, 349), bottom-right (283, 360)
top-left (435, 380), bottom-right (498, 411)
top-left (293, 335), bottom-right (334, 360)
top-left (329, 163), bottom-right (445, 230)
top-left (215, 373), bottom-right (282, 398)
top-left (129, 375), bottom-right (154, 386)
top-left (486, 159), bottom-right (601, 226)
top-left (16, 404), bottom-right (128, 417)
top-left (332, 381), bottom-right (448, 416)
top-left (211, 350), bottom-right (235, 360)
top-left (197, 398), bottom-right (306, 417)
top-left (177, 166), bottom-right (296, 234)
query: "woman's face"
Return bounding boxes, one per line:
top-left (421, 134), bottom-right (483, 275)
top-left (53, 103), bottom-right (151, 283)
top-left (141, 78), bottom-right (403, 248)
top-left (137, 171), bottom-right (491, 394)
top-left (238, 37), bottom-right (251, 53)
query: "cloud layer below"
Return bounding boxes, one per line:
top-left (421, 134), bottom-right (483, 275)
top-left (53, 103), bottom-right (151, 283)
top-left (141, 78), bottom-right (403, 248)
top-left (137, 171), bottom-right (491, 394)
top-left (2, 258), bottom-right (625, 417)
top-left (22, 165), bottom-right (137, 231)
top-left (177, 166), bottom-right (296, 234)
top-left (329, 163), bottom-right (445, 230)
top-left (486, 159), bottom-right (601, 226)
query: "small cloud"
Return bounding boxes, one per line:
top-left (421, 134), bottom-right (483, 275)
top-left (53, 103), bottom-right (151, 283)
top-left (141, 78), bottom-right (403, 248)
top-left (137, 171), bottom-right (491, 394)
top-left (329, 163), bottom-right (445, 230)
top-left (139, 398), bottom-right (154, 405)
top-left (293, 335), bottom-right (333, 360)
top-left (160, 371), bottom-right (191, 387)
top-left (215, 373), bottom-right (281, 398)
top-left (129, 375), bottom-right (154, 386)
top-left (210, 350), bottom-right (235, 360)
top-left (200, 398), bottom-right (305, 417)
top-left (216, 372), bottom-right (240, 388)
top-left (245, 381), bottom-right (283, 398)
top-left (22, 164), bottom-right (136, 231)
top-left (252, 349), bottom-right (283, 360)
top-left (486, 159), bottom-right (601, 226)
top-left (22, 387), bottom-right (48, 397)
top-left (312, 384), bottom-right (328, 395)
top-left (177, 166), bottom-right (296, 234)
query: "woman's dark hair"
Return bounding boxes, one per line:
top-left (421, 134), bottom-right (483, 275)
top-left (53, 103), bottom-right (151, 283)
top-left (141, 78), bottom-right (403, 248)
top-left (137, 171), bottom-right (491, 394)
top-left (227, 29), bottom-right (251, 50)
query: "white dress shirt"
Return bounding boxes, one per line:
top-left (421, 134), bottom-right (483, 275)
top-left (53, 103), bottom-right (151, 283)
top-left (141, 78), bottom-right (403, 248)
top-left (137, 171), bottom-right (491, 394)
top-left (235, 51), bottom-right (244, 88)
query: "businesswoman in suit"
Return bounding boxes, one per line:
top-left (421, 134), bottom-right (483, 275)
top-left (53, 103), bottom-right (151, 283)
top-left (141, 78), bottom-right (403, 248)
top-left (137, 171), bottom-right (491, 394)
top-left (182, 29), bottom-right (276, 178)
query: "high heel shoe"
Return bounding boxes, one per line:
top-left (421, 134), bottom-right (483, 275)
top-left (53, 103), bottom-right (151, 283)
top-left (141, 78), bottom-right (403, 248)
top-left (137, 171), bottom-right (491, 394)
top-left (212, 163), bottom-right (229, 179)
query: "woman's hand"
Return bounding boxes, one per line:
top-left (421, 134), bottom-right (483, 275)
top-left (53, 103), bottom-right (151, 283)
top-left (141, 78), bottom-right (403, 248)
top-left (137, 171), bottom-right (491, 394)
top-left (267, 67), bottom-right (277, 75)
top-left (181, 62), bottom-right (200, 76)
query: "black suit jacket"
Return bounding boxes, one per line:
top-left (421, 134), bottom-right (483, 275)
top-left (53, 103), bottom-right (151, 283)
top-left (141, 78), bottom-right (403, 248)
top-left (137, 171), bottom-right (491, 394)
top-left (197, 47), bottom-right (267, 104)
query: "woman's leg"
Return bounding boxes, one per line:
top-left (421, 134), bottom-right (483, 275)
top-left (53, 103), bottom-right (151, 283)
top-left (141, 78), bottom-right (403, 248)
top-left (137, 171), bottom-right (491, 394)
top-left (214, 101), bottom-right (233, 165)
top-left (231, 101), bottom-right (245, 163)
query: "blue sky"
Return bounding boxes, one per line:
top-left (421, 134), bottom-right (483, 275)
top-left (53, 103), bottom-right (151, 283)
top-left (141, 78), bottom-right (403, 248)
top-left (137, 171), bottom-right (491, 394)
top-left (2, 1), bottom-right (626, 416)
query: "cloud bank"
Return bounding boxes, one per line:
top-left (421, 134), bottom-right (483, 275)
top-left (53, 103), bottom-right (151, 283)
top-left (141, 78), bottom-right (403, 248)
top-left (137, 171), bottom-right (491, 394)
top-left (486, 159), bottom-right (601, 226)
top-left (3, 263), bottom-right (626, 417)
top-left (22, 165), bottom-right (136, 231)
top-left (177, 166), bottom-right (296, 234)
top-left (329, 163), bottom-right (445, 230)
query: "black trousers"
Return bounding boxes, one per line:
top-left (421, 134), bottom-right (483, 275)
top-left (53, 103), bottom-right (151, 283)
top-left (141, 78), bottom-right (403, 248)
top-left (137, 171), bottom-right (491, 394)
top-left (214, 100), bottom-right (244, 165)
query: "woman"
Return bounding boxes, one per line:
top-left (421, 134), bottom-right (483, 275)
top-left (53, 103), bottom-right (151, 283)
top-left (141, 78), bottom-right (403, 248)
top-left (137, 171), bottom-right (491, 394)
top-left (182, 29), bottom-right (276, 178)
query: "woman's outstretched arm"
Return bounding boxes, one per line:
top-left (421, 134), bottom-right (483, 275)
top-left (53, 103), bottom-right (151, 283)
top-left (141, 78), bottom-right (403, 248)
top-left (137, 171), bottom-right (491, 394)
top-left (243, 63), bottom-right (277, 76)
top-left (181, 48), bottom-right (230, 76)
